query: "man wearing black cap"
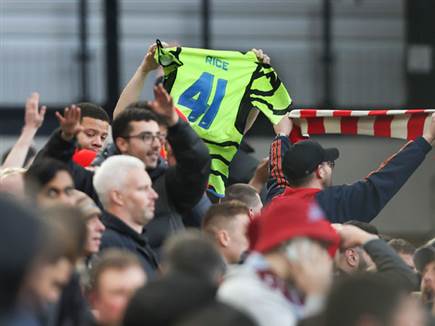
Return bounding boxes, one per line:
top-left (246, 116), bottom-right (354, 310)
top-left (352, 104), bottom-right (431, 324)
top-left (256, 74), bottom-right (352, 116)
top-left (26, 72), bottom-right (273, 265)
top-left (414, 239), bottom-right (435, 307)
top-left (266, 114), bottom-right (435, 223)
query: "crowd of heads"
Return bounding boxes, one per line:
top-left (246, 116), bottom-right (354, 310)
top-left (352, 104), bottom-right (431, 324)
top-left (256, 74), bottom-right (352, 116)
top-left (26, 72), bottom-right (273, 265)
top-left (1, 44), bottom-right (435, 326)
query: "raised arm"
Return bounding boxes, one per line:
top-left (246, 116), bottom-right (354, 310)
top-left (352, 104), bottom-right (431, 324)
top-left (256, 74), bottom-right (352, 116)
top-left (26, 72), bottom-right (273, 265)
top-left (265, 116), bottom-right (293, 202)
top-left (149, 84), bottom-right (210, 212)
top-left (318, 114), bottom-right (434, 223)
top-left (2, 93), bottom-right (46, 169)
top-left (113, 43), bottom-right (160, 119)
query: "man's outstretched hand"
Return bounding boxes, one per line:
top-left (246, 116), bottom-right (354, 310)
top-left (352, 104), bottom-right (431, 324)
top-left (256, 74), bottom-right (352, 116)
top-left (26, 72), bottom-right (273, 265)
top-left (149, 84), bottom-right (179, 127)
top-left (55, 105), bottom-right (83, 141)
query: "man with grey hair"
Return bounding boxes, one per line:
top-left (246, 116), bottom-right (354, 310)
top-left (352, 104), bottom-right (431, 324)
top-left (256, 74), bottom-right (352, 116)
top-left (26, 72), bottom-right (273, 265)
top-left (93, 155), bottom-right (159, 278)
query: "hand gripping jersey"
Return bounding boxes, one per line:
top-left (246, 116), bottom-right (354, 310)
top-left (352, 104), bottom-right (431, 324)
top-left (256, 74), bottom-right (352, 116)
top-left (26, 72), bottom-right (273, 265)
top-left (155, 40), bottom-right (292, 196)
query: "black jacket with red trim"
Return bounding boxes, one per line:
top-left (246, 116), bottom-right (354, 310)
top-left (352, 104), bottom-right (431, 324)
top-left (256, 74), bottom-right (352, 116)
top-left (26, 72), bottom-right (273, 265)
top-left (266, 135), bottom-right (432, 223)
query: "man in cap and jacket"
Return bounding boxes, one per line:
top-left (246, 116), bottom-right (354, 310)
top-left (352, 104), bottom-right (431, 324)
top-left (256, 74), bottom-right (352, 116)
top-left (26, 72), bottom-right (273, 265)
top-left (268, 114), bottom-right (435, 224)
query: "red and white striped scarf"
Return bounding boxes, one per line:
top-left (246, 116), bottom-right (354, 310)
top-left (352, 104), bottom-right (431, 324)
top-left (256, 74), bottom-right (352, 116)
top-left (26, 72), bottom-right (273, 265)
top-left (289, 109), bottom-right (434, 141)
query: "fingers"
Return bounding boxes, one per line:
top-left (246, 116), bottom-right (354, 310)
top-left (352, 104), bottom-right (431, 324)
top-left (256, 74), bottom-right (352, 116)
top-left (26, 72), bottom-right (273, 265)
top-left (148, 43), bottom-right (157, 52)
top-left (26, 92), bottom-right (40, 111)
top-left (72, 105), bottom-right (81, 121)
top-left (148, 100), bottom-right (157, 111)
top-left (39, 105), bottom-right (47, 119)
top-left (57, 105), bottom-right (81, 122)
top-left (154, 84), bottom-right (171, 104)
top-left (251, 48), bottom-right (271, 64)
top-left (262, 53), bottom-right (271, 64)
top-left (55, 110), bottom-right (65, 123)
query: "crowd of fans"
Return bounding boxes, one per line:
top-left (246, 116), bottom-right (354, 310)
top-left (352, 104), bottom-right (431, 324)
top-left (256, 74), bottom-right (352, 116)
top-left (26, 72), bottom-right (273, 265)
top-left (1, 43), bottom-right (435, 326)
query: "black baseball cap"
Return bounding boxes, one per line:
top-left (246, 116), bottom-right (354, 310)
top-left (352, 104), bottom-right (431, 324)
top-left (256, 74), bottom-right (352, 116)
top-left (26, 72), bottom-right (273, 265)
top-left (414, 239), bottom-right (435, 273)
top-left (283, 140), bottom-right (339, 180)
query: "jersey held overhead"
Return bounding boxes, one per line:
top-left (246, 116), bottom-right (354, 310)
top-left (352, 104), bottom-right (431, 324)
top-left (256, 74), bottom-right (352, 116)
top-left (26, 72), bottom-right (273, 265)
top-left (156, 40), bottom-right (292, 196)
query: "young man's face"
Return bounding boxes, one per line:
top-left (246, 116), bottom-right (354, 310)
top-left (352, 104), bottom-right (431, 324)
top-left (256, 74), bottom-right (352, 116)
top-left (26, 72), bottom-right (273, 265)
top-left (37, 170), bottom-right (76, 207)
top-left (27, 257), bottom-right (72, 305)
top-left (76, 117), bottom-right (109, 153)
top-left (117, 120), bottom-right (164, 169)
top-left (91, 266), bottom-right (146, 326)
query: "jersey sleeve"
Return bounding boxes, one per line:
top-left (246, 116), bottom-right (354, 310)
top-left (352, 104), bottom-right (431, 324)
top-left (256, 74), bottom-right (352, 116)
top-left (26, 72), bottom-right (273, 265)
top-left (248, 63), bottom-right (292, 124)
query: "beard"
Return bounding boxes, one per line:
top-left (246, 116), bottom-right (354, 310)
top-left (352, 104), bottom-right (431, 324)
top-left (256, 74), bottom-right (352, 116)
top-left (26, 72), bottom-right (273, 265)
top-left (422, 286), bottom-right (434, 304)
top-left (322, 175), bottom-right (333, 188)
top-left (357, 256), bottom-right (369, 272)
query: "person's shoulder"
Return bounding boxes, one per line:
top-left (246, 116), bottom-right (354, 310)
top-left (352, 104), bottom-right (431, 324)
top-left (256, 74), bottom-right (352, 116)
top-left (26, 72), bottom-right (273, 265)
top-left (219, 264), bottom-right (264, 297)
top-left (101, 228), bottom-right (130, 248)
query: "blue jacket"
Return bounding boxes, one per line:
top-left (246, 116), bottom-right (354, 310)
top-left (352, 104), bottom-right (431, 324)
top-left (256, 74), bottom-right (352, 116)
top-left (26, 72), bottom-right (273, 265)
top-left (267, 136), bottom-right (432, 223)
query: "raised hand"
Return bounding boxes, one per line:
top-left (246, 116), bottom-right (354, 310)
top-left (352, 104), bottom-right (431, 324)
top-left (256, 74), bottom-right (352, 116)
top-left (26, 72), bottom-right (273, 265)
top-left (287, 239), bottom-right (333, 297)
top-left (139, 41), bottom-right (171, 73)
top-left (249, 158), bottom-right (269, 193)
top-left (149, 84), bottom-right (179, 127)
top-left (24, 92), bottom-right (46, 129)
top-left (273, 115), bottom-right (293, 136)
top-left (139, 43), bottom-right (159, 73)
top-left (423, 112), bottom-right (435, 145)
top-left (55, 105), bottom-right (83, 140)
top-left (251, 48), bottom-right (271, 64)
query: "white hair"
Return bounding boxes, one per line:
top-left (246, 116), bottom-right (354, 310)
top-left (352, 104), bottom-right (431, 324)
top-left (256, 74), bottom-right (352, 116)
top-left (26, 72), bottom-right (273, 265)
top-left (93, 155), bottom-right (145, 206)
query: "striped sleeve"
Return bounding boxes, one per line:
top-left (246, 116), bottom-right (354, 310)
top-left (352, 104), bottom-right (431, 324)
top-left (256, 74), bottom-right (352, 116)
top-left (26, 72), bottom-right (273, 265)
top-left (266, 135), bottom-right (291, 203)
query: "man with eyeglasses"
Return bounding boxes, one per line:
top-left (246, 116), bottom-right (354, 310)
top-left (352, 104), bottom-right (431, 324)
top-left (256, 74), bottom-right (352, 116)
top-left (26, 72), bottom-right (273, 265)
top-left (36, 85), bottom-right (210, 254)
top-left (266, 114), bottom-right (435, 224)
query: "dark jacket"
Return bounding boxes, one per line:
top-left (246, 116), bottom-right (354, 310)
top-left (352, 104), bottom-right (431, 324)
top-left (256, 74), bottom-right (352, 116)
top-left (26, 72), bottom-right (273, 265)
top-left (334, 239), bottom-right (418, 292)
top-left (267, 135), bottom-right (432, 223)
top-left (100, 211), bottom-right (159, 279)
top-left (53, 272), bottom-right (94, 326)
top-left (36, 119), bottom-right (210, 252)
top-left (363, 239), bottom-right (418, 291)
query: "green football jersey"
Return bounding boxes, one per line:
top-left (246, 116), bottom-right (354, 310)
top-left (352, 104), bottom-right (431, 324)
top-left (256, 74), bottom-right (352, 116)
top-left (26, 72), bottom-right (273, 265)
top-left (155, 40), bottom-right (292, 196)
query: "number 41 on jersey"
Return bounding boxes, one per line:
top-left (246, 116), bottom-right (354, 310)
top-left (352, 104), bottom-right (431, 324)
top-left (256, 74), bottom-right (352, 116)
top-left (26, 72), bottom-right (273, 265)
top-left (178, 72), bottom-right (228, 130)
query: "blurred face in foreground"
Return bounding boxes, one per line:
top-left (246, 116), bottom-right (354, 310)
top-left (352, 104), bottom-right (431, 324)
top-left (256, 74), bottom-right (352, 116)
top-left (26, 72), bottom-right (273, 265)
top-left (390, 295), bottom-right (426, 326)
top-left (25, 257), bottom-right (73, 305)
top-left (91, 266), bottom-right (146, 326)
top-left (421, 260), bottom-right (435, 303)
top-left (36, 171), bottom-right (75, 207)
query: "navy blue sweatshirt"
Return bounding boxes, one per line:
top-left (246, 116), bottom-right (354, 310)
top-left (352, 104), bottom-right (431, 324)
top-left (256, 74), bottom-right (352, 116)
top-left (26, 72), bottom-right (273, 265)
top-left (267, 135), bottom-right (432, 223)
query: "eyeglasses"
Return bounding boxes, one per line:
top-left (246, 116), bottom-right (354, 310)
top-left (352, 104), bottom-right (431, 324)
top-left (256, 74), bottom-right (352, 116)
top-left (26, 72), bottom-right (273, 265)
top-left (123, 132), bottom-right (166, 143)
